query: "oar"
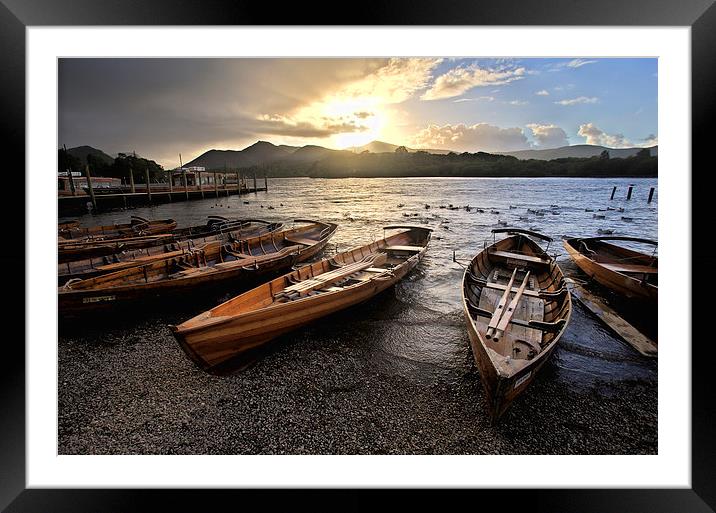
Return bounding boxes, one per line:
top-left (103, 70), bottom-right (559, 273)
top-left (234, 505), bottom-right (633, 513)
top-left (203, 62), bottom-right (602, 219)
top-left (486, 268), bottom-right (518, 340)
top-left (492, 270), bottom-right (531, 343)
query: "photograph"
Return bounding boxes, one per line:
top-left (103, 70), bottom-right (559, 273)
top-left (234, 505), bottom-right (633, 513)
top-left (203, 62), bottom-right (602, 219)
top-left (56, 56), bottom-right (659, 455)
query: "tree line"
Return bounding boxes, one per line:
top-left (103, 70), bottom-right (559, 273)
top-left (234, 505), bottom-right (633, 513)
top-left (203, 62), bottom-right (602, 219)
top-left (58, 149), bottom-right (165, 183)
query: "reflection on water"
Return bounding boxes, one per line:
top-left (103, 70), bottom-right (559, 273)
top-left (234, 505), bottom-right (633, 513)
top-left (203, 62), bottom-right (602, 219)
top-left (64, 177), bottom-right (658, 390)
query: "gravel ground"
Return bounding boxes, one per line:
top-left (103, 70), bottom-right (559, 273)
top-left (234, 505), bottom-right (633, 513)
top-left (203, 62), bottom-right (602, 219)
top-left (58, 287), bottom-right (657, 455)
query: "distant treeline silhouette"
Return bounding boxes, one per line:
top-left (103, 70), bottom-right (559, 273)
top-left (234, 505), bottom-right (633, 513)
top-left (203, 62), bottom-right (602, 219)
top-left (254, 148), bottom-right (657, 178)
top-left (59, 145), bottom-right (657, 180)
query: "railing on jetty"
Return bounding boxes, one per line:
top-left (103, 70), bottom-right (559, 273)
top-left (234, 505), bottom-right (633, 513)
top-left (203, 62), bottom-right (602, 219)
top-left (58, 166), bottom-right (269, 216)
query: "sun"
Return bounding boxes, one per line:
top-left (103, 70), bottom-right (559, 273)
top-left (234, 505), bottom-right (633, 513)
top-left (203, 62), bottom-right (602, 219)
top-left (312, 96), bottom-right (388, 149)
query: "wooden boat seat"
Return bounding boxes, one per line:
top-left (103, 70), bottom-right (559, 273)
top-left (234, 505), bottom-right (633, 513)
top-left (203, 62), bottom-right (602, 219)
top-left (601, 263), bottom-right (658, 274)
top-left (488, 250), bottom-right (551, 266)
top-left (481, 280), bottom-right (568, 300)
top-left (214, 261), bottom-right (239, 269)
top-left (384, 245), bottom-right (423, 253)
top-left (283, 236), bottom-right (318, 246)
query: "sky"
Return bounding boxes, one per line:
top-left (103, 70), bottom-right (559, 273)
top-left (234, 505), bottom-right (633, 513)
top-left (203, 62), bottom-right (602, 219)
top-left (59, 58), bottom-right (658, 168)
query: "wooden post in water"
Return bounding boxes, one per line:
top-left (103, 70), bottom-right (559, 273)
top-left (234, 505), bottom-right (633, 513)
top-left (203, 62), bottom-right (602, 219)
top-left (648, 187), bottom-right (655, 203)
top-left (198, 170), bottom-right (204, 198)
top-left (145, 167), bottom-right (152, 203)
top-left (66, 170), bottom-right (76, 196)
top-left (129, 166), bottom-right (136, 193)
top-left (63, 145), bottom-right (76, 196)
top-left (264, 173), bottom-right (268, 192)
top-left (84, 164), bottom-right (97, 212)
top-left (610, 186), bottom-right (616, 200)
top-left (253, 172), bottom-right (257, 195)
top-left (627, 184), bottom-right (634, 200)
top-left (214, 171), bottom-right (218, 198)
top-left (235, 171), bottom-right (240, 194)
top-left (168, 169), bottom-right (173, 194)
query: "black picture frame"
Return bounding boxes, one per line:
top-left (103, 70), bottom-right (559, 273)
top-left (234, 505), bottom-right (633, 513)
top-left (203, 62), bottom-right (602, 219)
top-left (3, 1), bottom-right (713, 511)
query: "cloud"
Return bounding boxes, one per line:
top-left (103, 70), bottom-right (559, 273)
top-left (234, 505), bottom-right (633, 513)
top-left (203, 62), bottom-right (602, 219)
top-left (549, 59), bottom-right (598, 71)
top-left (577, 123), bottom-right (630, 147)
top-left (413, 123), bottom-right (530, 152)
top-left (256, 114), bottom-right (368, 138)
top-left (453, 96), bottom-right (495, 103)
top-left (507, 100), bottom-right (528, 106)
top-left (555, 96), bottom-right (598, 106)
top-left (642, 134), bottom-right (659, 146)
top-left (567, 59), bottom-right (597, 68)
top-left (526, 123), bottom-right (568, 148)
top-left (342, 57), bottom-right (442, 104)
top-left (566, 58), bottom-right (598, 68)
top-left (535, 90), bottom-right (550, 96)
top-left (421, 64), bottom-right (526, 101)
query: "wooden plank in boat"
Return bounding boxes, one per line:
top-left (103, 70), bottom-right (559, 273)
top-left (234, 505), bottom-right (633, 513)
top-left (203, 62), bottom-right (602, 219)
top-left (570, 284), bottom-right (657, 357)
top-left (483, 281), bottom-right (542, 298)
top-left (283, 236), bottom-right (319, 246)
top-left (478, 286), bottom-right (544, 356)
top-left (600, 263), bottom-right (658, 274)
top-left (384, 245), bottom-right (423, 252)
top-left (489, 250), bottom-right (551, 265)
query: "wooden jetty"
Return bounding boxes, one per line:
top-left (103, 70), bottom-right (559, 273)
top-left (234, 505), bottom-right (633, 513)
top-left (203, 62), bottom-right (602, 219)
top-left (58, 170), bottom-right (268, 216)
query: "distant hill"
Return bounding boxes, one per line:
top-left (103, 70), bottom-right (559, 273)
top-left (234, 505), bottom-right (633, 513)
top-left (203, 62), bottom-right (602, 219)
top-left (65, 145), bottom-right (114, 166)
top-left (287, 145), bottom-right (347, 162)
top-left (348, 140), bottom-right (453, 155)
top-left (498, 144), bottom-right (658, 160)
top-left (183, 141), bottom-right (295, 169)
top-left (184, 141), bottom-right (353, 170)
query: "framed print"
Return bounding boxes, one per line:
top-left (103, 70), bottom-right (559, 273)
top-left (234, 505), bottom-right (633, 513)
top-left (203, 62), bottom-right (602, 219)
top-left (4, 0), bottom-right (715, 511)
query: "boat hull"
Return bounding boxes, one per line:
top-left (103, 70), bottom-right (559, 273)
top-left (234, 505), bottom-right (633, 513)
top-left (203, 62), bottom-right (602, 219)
top-left (461, 231), bottom-right (571, 422)
top-left (174, 250), bottom-right (423, 370)
top-left (563, 238), bottom-right (657, 301)
top-left (59, 222), bottom-right (335, 318)
top-left (58, 251), bottom-right (299, 317)
top-left (464, 311), bottom-right (561, 421)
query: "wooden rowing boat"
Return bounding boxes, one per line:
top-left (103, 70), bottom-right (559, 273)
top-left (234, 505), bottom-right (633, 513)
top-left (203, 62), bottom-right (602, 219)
top-left (58, 220), bottom-right (337, 317)
top-left (58, 215), bottom-right (177, 241)
top-left (461, 228), bottom-right (572, 422)
top-left (57, 217), bottom-right (280, 263)
top-left (562, 236), bottom-right (657, 301)
top-left (58, 220), bottom-right (80, 231)
top-left (171, 225), bottom-right (433, 372)
top-left (57, 218), bottom-right (283, 282)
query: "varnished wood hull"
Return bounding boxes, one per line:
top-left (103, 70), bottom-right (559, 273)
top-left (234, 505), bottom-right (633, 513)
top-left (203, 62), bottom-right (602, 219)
top-left (172, 227), bottom-right (431, 371)
top-left (58, 252), bottom-right (297, 317)
top-left (57, 219), bottom-right (281, 263)
top-left (59, 222), bottom-right (336, 318)
top-left (464, 317), bottom-right (561, 421)
top-left (58, 220), bottom-right (283, 282)
top-left (461, 233), bottom-right (572, 422)
top-left (563, 238), bottom-right (657, 301)
top-left (58, 217), bottom-right (177, 241)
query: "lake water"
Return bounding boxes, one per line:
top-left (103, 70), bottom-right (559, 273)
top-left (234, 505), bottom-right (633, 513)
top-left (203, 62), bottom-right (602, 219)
top-left (59, 178), bottom-right (658, 453)
top-left (64, 176), bottom-right (657, 387)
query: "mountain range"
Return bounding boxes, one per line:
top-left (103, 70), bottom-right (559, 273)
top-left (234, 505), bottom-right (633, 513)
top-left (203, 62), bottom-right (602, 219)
top-left (182, 140), bottom-right (658, 169)
top-left (64, 145), bottom-right (115, 166)
top-left (497, 144), bottom-right (658, 160)
top-left (64, 140), bottom-right (659, 172)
